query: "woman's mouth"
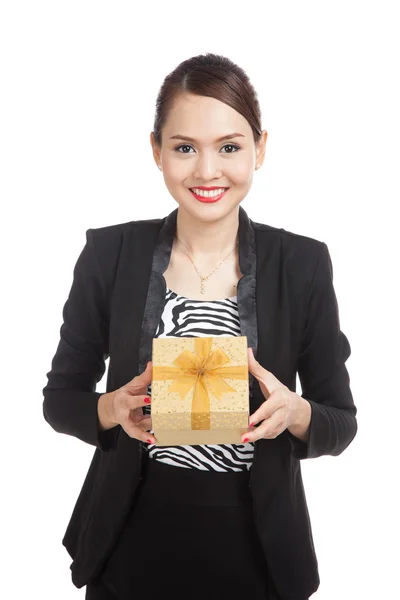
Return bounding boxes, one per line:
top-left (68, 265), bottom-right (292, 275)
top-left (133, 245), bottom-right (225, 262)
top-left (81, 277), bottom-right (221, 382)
top-left (189, 187), bottom-right (229, 203)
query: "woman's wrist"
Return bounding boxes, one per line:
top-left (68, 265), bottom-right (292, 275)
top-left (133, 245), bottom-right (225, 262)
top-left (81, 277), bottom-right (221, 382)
top-left (97, 390), bottom-right (118, 431)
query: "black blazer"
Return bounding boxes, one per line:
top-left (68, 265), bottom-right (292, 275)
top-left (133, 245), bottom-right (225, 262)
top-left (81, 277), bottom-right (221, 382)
top-left (42, 206), bottom-right (357, 600)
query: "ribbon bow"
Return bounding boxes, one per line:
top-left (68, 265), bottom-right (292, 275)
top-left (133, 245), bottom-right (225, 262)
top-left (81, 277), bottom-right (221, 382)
top-left (152, 337), bottom-right (248, 430)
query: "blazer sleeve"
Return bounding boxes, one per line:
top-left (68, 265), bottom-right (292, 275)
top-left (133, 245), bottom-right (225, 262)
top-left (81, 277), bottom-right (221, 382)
top-left (42, 229), bottom-right (120, 451)
top-left (288, 242), bottom-right (358, 460)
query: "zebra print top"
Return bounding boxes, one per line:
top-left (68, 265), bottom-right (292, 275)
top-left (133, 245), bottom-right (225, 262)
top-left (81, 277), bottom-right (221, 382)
top-left (143, 286), bottom-right (255, 472)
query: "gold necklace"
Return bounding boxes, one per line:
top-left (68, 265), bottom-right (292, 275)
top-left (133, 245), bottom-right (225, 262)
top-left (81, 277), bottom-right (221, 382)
top-left (176, 236), bottom-right (239, 295)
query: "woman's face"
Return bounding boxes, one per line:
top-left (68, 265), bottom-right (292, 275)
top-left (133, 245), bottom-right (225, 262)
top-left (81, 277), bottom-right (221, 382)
top-left (151, 93), bottom-right (267, 222)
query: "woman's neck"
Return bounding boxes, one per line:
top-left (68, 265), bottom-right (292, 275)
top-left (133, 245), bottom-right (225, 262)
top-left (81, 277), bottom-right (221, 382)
top-left (175, 206), bottom-right (240, 259)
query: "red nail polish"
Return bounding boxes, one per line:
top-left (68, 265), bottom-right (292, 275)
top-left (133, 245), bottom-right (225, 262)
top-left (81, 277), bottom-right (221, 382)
top-left (249, 422), bottom-right (254, 427)
top-left (243, 437), bottom-right (249, 443)
top-left (146, 439), bottom-right (152, 444)
top-left (144, 397), bottom-right (151, 403)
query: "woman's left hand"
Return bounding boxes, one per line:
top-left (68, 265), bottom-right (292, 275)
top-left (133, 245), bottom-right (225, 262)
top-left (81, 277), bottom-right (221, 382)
top-left (241, 347), bottom-right (303, 443)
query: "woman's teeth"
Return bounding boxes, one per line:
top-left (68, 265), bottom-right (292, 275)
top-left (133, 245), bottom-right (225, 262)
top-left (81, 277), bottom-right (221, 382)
top-left (190, 188), bottom-right (227, 198)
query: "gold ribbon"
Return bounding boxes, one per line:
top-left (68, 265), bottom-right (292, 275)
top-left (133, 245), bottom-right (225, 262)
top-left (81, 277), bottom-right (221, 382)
top-left (152, 338), bottom-right (248, 430)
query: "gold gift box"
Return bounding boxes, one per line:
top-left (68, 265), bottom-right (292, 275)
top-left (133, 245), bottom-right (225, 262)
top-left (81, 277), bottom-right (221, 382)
top-left (151, 335), bottom-right (249, 446)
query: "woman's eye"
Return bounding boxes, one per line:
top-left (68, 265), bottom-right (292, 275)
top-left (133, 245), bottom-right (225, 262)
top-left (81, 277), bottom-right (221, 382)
top-left (174, 144), bottom-right (240, 154)
top-left (175, 144), bottom-right (194, 154)
top-left (221, 144), bottom-right (240, 153)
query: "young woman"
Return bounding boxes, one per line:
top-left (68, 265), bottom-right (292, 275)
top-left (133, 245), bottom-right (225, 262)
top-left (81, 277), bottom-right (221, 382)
top-left (43, 53), bottom-right (357, 600)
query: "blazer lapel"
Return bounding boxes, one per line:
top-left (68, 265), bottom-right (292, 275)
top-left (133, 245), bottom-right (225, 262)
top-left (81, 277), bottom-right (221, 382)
top-left (135, 206), bottom-right (260, 409)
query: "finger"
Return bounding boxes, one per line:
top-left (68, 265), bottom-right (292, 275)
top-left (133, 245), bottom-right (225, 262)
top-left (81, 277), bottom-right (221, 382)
top-left (248, 392), bottom-right (281, 427)
top-left (242, 404), bottom-right (287, 443)
top-left (248, 405), bottom-right (273, 428)
top-left (122, 418), bottom-right (157, 444)
top-left (248, 406), bottom-right (266, 428)
top-left (241, 419), bottom-right (279, 443)
top-left (123, 394), bottom-right (152, 411)
top-left (135, 416), bottom-right (152, 431)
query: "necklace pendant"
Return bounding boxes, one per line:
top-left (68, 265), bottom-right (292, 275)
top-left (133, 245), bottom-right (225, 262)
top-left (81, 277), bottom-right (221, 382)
top-left (200, 276), bottom-right (207, 295)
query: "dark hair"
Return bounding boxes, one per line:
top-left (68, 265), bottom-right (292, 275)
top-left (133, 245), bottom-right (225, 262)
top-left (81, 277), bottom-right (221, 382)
top-left (152, 53), bottom-right (263, 148)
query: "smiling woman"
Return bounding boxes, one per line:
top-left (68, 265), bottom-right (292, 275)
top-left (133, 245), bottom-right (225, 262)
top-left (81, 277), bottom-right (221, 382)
top-left (150, 92), bottom-right (267, 234)
top-left (149, 55), bottom-right (267, 267)
top-left (42, 52), bottom-right (357, 600)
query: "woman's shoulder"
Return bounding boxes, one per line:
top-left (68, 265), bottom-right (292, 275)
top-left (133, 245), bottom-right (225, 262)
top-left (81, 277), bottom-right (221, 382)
top-left (252, 217), bottom-right (322, 243)
top-left (86, 216), bottom-right (164, 258)
top-left (89, 215), bottom-right (164, 239)
top-left (252, 218), bottom-right (326, 271)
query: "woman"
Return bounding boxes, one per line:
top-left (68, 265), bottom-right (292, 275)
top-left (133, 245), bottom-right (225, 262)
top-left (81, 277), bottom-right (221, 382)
top-left (42, 53), bottom-right (357, 600)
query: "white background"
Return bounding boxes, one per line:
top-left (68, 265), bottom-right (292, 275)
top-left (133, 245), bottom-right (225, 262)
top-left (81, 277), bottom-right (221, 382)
top-left (1, 1), bottom-right (399, 598)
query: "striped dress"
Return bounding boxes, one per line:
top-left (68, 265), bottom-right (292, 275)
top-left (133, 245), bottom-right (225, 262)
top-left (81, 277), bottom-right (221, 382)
top-left (143, 287), bottom-right (255, 471)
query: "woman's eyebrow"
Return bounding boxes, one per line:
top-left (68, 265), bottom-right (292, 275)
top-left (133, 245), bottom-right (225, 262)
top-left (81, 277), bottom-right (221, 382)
top-left (169, 133), bottom-right (246, 143)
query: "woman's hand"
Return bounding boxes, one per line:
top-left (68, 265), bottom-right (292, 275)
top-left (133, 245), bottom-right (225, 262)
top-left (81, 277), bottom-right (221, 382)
top-left (241, 348), bottom-right (305, 443)
top-left (110, 361), bottom-right (157, 444)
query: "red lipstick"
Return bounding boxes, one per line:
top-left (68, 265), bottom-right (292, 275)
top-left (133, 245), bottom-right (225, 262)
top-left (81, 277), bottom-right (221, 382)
top-left (189, 187), bottom-right (229, 203)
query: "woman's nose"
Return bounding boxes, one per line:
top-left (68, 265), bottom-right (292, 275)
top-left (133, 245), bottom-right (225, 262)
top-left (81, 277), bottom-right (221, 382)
top-left (192, 154), bottom-right (222, 181)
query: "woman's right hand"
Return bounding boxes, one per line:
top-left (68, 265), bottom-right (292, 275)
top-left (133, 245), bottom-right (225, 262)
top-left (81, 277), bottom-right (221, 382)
top-left (109, 361), bottom-right (156, 444)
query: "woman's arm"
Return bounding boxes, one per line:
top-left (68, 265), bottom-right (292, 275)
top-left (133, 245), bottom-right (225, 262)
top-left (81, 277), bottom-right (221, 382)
top-left (42, 229), bottom-right (120, 452)
top-left (289, 242), bottom-right (358, 460)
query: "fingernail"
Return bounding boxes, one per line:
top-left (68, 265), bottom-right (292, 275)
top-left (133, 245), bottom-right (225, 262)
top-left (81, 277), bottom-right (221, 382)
top-left (249, 422), bottom-right (254, 428)
top-left (146, 439), bottom-right (152, 444)
top-left (144, 397), bottom-right (151, 403)
top-left (243, 437), bottom-right (249, 443)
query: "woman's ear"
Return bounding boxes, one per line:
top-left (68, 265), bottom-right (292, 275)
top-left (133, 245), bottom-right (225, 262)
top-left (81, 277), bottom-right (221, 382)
top-left (256, 130), bottom-right (268, 169)
top-left (149, 131), bottom-right (161, 169)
